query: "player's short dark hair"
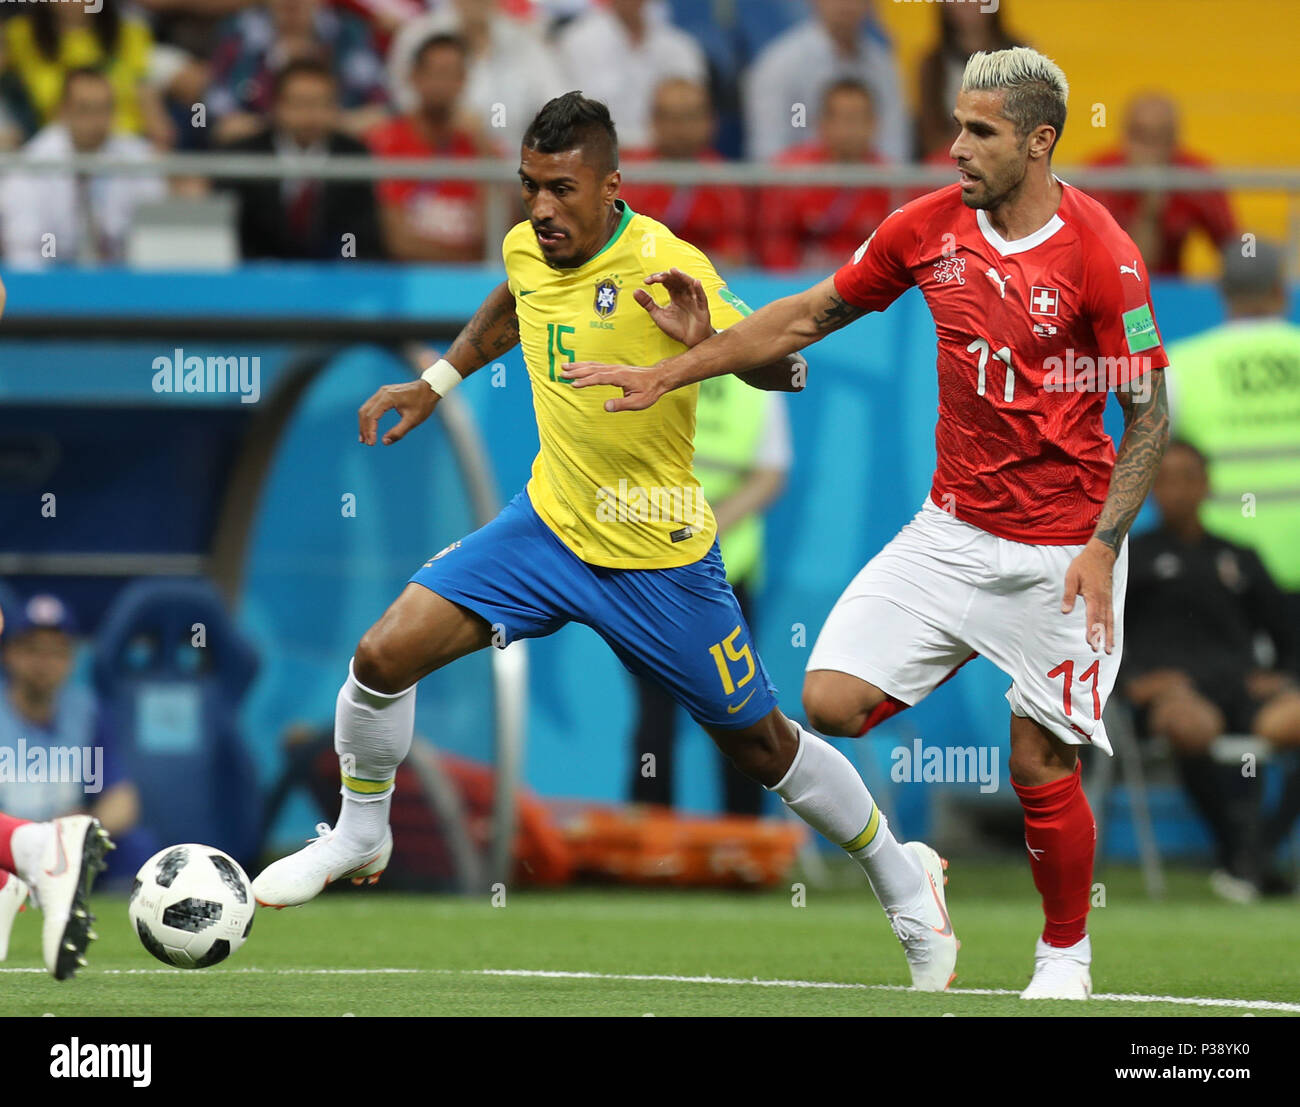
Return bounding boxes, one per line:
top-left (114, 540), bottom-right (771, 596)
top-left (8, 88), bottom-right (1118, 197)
top-left (412, 31), bottom-right (468, 71)
top-left (60, 66), bottom-right (111, 103)
top-left (822, 78), bottom-right (875, 114)
top-left (522, 92), bottom-right (619, 176)
top-left (272, 57), bottom-right (337, 101)
top-left (1166, 438), bottom-right (1209, 471)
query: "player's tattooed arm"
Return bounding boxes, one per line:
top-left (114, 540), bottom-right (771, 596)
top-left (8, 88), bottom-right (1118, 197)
top-left (808, 286), bottom-right (868, 335)
top-left (444, 280), bottom-right (520, 372)
top-left (1093, 368), bottom-right (1170, 553)
top-left (1062, 369), bottom-right (1167, 653)
top-left (362, 282), bottom-right (518, 445)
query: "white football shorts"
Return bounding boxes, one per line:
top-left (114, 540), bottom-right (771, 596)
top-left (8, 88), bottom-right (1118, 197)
top-left (806, 499), bottom-right (1128, 754)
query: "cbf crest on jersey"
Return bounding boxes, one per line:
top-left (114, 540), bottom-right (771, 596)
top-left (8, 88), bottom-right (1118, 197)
top-left (594, 277), bottom-right (619, 317)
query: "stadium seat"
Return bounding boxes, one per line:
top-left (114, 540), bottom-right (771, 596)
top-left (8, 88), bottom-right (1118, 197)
top-left (92, 577), bottom-right (261, 867)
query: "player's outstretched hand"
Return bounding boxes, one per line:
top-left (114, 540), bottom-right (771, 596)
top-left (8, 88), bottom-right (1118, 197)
top-left (358, 380), bottom-right (439, 446)
top-left (634, 267), bottom-right (713, 348)
top-left (1061, 539), bottom-right (1117, 654)
top-left (561, 362), bottom-right (672, 412)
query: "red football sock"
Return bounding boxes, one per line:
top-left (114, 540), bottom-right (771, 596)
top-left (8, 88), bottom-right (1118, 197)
top-left (1012, 762), bottom-right (1095, 948)
top-left (0, 871), bottom-right (9, 891)
top-left (0, 811), bottom-right (32, 874)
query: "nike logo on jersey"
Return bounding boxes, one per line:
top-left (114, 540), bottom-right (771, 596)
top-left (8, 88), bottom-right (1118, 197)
top-left (984, 268), bottom-right (1010, 298)
top-left (518, 289), bottom-right (537, 297)
top-left (726, 690), bottom-right (757, 715)
top-left (1119, 261), bottom-right (1141, 282)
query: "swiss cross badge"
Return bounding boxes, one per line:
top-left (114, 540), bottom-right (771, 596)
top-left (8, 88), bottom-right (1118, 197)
top-left (1029, 286), bottom-right (1060, 316)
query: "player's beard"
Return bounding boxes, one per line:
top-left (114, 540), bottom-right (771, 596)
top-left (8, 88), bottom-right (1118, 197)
top-left (962, 159), bottom-right (1028, 212)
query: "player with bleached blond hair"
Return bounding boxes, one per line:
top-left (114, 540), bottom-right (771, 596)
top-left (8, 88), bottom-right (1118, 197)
top-left (565, 47), bottom-right (1171, 999)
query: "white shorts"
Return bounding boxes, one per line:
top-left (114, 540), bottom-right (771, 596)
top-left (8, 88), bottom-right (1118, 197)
top-left (806, 500), bottom-right (1128, 754)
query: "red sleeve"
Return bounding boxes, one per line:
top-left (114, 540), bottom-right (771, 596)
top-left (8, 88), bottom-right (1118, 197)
top-left (1081, 233), bottom-right (1170, 386)
top-left (831, 205), bottom-right (915, 311)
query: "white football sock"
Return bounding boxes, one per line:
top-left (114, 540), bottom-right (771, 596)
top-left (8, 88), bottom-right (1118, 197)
top-left (770, 725), bottom-right (925, 911)
top-left (333, 658), bottom-right (416, 852)
top-left (10, 821), bottom-right (53, 883)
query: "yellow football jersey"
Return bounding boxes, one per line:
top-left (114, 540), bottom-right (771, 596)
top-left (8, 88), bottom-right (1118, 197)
top-left (503, 199), bottom-right (749, 569)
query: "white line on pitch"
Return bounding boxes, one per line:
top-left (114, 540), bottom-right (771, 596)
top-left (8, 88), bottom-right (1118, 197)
top-left (1, 965), bottom-right (1296, 1012)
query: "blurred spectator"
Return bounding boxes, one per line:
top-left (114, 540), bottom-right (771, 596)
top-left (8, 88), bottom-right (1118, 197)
top-left (743, 0), bottom-right (907, 164)
top-left (2, 0), bottom-right (172, 146)
top-left (387, 0), bottom-right (566, 155)
top-left (1, 69), bottom-right (166, 267)
top-left (134, 0), bottom-right (261, 151)
top-left (368, 31), bottom-right (485, 262)
top-left (916, 2), bottom-right (1023, 160)
top-left (1087, 93), bottom-right (1235, 276)
top-left (1123, 441), bottom-right (1300, 900)
top-left (0, 595), bottom-right (143, 873)
top-left (618, 77), bottom-right (749, 269)
top-left (206, 0), bottom-right (389, 144)
top-left (215, 58), bottom-right (381, 260)
top-left (630, 376), bottom-right (791, 814)
top-left (757, 79), bottom-right (892, 272)
top-left (1168, 241), bottom-right (1300, 628)
top-left (555, 0), bottom-right (706, 149)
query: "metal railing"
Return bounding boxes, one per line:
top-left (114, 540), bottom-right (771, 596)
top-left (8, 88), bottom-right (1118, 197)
top-left (3, 153), bottom-right (1296, 271)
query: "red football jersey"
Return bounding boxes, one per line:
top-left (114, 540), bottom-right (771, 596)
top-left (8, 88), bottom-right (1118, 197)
top-left (834, 181), bottom-right (1169, 544)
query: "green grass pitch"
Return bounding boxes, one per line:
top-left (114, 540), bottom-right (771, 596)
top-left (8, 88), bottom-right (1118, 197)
top-left (2, 861), bottom-right (1296, 1016)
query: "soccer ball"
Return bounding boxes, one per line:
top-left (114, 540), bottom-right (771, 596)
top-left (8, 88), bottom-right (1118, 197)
top-left (129, 844), bottom-right (255, 969)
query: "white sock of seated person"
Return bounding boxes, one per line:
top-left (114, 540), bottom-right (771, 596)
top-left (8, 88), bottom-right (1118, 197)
top-left (769, 725), bottom-right (924, 911)
top-left (332, 658), bottom-right (416, 852)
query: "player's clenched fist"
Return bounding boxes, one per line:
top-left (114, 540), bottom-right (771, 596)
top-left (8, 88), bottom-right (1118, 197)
top-left (358, 380), bottom-right (440, 446)
top-left (561, 361), bottom-right (672, 412)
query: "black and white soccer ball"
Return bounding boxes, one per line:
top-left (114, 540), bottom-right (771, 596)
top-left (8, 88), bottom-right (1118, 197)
top-left (129, 844), bottom-right (255, 969)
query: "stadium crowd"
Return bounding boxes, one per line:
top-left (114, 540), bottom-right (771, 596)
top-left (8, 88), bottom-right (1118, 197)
top-left (0, 0), bottom-right (1237, 271)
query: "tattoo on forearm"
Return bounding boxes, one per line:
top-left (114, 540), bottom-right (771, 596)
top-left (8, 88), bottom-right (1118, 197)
top-left (811, 291), bottom-right (866, 334)
top-left (1094, 372), bottom-right (1170, 552)
top-left (453, 287), bottom-right (520, 370)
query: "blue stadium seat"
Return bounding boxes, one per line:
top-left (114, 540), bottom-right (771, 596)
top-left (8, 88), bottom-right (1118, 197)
top-left (92, 578), bottom-right (261, 866)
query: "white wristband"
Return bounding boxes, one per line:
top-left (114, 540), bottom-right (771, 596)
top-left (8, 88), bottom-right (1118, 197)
top-left (421, 358), bottom-right (463, 397)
